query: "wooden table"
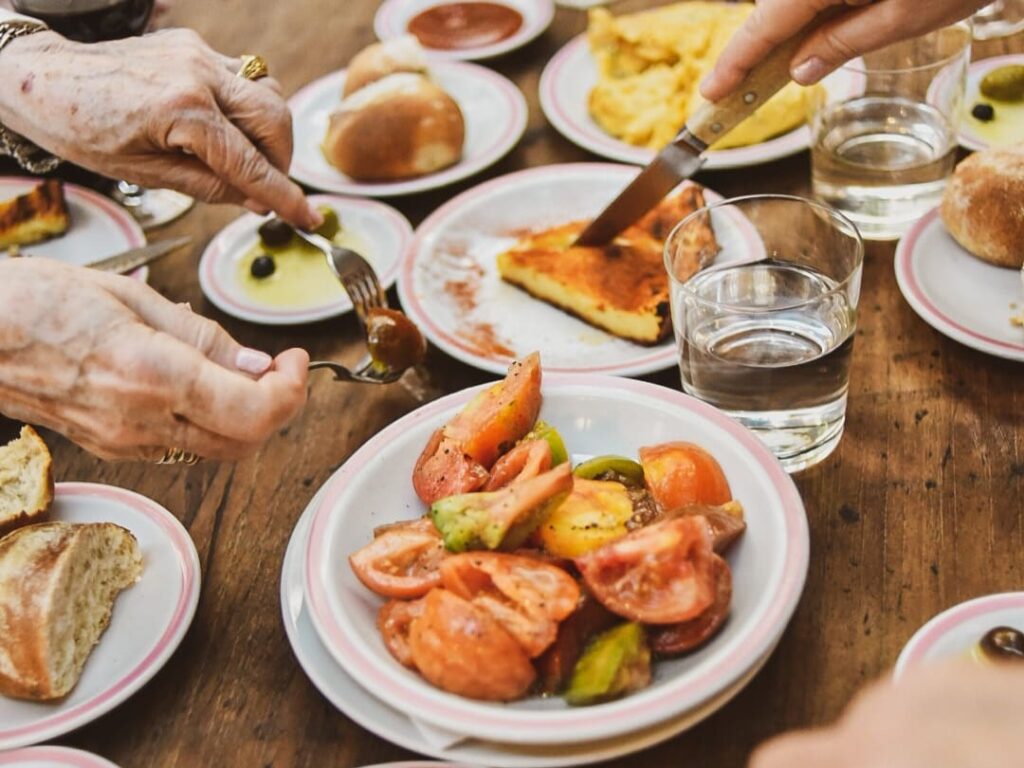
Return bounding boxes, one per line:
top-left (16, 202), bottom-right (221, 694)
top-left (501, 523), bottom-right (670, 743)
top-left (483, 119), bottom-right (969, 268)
top-left (28, 2), bottom-right (1024, 766)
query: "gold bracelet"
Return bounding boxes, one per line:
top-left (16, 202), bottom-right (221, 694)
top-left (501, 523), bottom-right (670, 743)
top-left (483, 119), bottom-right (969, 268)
top-left (0, 20), bottom-right (60, 174)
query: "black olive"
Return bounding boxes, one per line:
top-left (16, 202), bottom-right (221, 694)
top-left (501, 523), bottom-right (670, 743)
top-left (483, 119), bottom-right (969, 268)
top-left (365, 308), bottom-right (427, 372)
top-left (258, 218), bottom-right (293, 248)
top-left (971, 103), bottom-right (996, 122)
top-left (250, 254), bottom-right (276, 279)
top-left (980, 626), bottom-right (1024, 662)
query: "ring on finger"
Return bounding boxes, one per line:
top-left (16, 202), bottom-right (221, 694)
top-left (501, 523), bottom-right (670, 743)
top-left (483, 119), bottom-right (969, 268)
top-left (237, 54), bottom-right (270, 81)
top-left (156, 446), bottom-right (201, 465)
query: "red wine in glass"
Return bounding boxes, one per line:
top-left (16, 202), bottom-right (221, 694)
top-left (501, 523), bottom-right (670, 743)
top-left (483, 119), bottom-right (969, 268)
top-left (12, 0), bottom-right (154, 42)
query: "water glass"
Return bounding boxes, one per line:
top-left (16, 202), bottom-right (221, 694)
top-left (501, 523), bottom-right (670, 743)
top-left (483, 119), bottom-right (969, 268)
top-left (664, 195), bottom-right (864, 473)
top-left (808, 22), bottom-right (971, 240)
top-left (972, 1), bottom-right (1024, 40)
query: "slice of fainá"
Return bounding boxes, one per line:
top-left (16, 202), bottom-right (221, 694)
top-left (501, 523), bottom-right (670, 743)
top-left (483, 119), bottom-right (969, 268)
top-left (0, 522), bottom-right (143, 701)
top-left (0, 179), bottom-right (70, 249)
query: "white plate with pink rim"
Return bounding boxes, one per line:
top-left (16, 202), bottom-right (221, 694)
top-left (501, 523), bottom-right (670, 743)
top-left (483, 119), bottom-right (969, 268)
top-left (374, 0), bottom-right (555, 61)
top-left (539, 36), bottom-right (866, 171)
top-left (283, 479), bottom-right (778, 765)
top-left (398, 162), bottom-right (762, 376)
top-left (198, 194), bottom-right (412, 325)
top-left (959, 54), bottom-right (1024, 152)
top-left (0, 177), bottom-right (147, 281)
top-left (0, 746), bottom-right (120, 768)
top-left (302, 373), bottom-right (808, 747)
top-left (894, 593), bottom-right (1024, 680)
top-left (0, 482), bottom-right (201, 751)
top-left (288, 62), bottom-right (528, 197)
top-left (894, 207), bottom-right (1024, 362)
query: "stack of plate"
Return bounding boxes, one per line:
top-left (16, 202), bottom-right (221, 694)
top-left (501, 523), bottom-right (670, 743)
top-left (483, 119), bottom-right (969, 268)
top-left (280, 375), bottom-right (810, 766)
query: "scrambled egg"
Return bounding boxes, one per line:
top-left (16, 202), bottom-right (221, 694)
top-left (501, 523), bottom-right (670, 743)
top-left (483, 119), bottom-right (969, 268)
top-left (587, 2), bottom-right (820, 151)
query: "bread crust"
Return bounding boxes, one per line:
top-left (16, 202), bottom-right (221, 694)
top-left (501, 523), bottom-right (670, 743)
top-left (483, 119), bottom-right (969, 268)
top-left (323, 80), bottom-right (465, 181)
top-left (344, 37), bottom-right (428, 97)
top-left (940, 145), bottom-right (1024, 269)
top-left (0, 425), bottom-right (54, 538)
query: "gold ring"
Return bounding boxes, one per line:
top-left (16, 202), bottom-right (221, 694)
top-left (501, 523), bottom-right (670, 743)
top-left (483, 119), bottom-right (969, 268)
top-left (156, 447), bottom-right (201, 466)
top-left (237, 54), bottom-right (269, 81)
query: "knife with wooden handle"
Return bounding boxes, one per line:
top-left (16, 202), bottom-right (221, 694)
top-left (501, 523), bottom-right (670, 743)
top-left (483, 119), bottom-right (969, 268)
top-left (574, 34), bottom-right (806, 247)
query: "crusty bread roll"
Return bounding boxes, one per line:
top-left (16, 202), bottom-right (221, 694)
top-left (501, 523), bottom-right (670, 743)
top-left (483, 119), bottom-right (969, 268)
top-left (323, 73), bottom-right (465, 181)
top-left (0, 426), bottom-right (53, 537)
top-left (343, 35), bottom-right (429, 98)
top-left (941, 144), bottom-right (1024, 269)
top-left (0, 522), bottom-right (143, 701)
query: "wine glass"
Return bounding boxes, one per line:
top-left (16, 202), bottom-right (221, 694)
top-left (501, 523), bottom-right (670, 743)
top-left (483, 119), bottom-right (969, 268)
top-left (972, 0), bottom-right (1024, 40)
top-left (11, 0), bottom-right (194, 229)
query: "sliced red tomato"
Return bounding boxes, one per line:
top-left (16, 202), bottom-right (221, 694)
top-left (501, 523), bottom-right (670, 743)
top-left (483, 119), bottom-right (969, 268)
top-left (349, 518), bottom-right (446, 599)
top-left (408, 588), bottom-right (536, 701)
top-left (412, 428), bottom-right (489, 505)
top-left (575, 516), bottom-right (716, 625)
top-left (440, 552), bottom-right (580, 658)
top-left (484, 439), bottom-right (553, 491)
top-left (650, 554), bottom-right (732, 656)
top-left (378, 597), bottom-right (426, 668)
top-left (639, 442), bottom-right (732, 511)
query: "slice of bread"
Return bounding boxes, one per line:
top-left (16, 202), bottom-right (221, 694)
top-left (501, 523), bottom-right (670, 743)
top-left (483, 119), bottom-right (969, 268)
top-left (0, 425), bottom-right (54, 537)
top-left (0, 522), bottom-right (143, 701)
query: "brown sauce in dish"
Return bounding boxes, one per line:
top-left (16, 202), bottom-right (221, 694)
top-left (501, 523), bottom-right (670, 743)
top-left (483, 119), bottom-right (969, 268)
top-left (408, 2), bottom-right (524, 51)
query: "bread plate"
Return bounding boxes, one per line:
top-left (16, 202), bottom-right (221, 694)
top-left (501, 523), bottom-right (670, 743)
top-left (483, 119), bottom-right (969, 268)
top-left (894, 593), bottom-right (1024, 680)
top-left (302, 374), bottom-right (807, 746)
top-left (0, 483), bottom-right (201, 750)
top-left (198, 194), bottom-right (412, 325)
top-left (894, 207), bottom-right (1024, 362)
top-left (0, 177), bottom-right (147, 281)
top-left (284, 443), bottom-right (780, 764)
top-left (0, 746), bottom-right (120, 768)
top-left (959, 54), bottom-right (1024, 152)
top-left (289, 62), bottom-right (527, 197)
top-left (374, 0), bottom-right (555, 61)
top-left (540, 36), bottom-right (865, 171)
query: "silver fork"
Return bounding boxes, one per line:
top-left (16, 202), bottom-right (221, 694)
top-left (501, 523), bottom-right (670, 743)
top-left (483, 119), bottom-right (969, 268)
top-left (277, 224), bottom-right (403, 385)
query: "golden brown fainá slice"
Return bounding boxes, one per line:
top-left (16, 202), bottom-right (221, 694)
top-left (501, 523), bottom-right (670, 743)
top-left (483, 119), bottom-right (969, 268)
top-left (0, 179), bottom-right (70, 250)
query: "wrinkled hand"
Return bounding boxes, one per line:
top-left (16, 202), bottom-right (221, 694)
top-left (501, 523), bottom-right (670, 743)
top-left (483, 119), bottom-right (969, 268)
top-left (0, 27), bottom-right (320, 229)
top-left (701, 0), bottom-right (988, 102)
top-left (0, 259), bottom-right (308, 461)
top-left (750, 661), bottom-right (1024, 768)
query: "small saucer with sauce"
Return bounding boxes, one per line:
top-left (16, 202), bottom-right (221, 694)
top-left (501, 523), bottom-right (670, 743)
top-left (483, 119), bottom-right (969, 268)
top-left (894, 592), bottom-right (1024, 680)
top-left (960, 54), bottom-right (1024, 152)
top-left (198, 195), bottom-right (412, 326)
top-left (374, 0), bottom-right (554, 61)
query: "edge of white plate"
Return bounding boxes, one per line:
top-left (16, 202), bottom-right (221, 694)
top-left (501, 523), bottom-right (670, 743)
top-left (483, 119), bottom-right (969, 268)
top-left (0, 746), bottom-right (121, 768)
top-left (959, 54), bottom-right (1024, 152)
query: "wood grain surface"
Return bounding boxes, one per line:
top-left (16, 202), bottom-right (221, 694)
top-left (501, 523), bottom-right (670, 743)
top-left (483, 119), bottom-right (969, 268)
top-left (17, 1), bottom-right (1023, 766)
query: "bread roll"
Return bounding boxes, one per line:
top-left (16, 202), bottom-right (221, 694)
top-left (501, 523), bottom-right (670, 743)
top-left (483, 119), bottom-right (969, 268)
top-left (940, 144), bottom-right (1024, 269)
top-left (323, 73), bottom-right (465, 181)
top-left (343, 35), bottom-right (429, 98)
top-left (0, 522), bottom-right (143, 701)
top-left (0, 425), bottom-right (53, 537)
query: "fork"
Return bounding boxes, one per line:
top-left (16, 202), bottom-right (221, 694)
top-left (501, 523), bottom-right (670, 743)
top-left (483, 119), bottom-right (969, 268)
top-left (273, 223), bottom-right (403, 385)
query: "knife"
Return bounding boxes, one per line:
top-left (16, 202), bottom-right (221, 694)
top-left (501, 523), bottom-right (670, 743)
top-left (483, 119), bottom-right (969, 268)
top-left (84, 236), bottom-right (192, 274)
top-left (575, 34), bottom-right (806, 247)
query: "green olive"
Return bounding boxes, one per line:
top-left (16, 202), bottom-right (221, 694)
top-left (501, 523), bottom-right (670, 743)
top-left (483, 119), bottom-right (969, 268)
top-left (980, 626), bottom-right (1024, 662)
top-left (366, 308), bottom-right (426, 373)
top-left (980, 65), bottom-right (1024, 102)
top-left (314, 206), bottom-right (341, 240)
top-left (573, 456), bottom-right (645, 486)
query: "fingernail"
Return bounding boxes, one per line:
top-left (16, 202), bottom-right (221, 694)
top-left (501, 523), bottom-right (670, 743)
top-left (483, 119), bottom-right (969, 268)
top-left (236, 347), bottom-right (273, 375)
top-left (179, 301), bottom-right (193, 312)
top-left (791, 56), bottom-right (829, 85)
top-left (307, 204), bottom-right (324, 230)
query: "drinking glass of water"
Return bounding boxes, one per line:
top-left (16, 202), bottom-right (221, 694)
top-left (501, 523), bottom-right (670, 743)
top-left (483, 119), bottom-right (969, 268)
top-left (665, 195), bottom-right (863, 473)
top-left (972, 1), bottom-right (1024, 40)
top-left (808, 22), bottom-right (971, 241)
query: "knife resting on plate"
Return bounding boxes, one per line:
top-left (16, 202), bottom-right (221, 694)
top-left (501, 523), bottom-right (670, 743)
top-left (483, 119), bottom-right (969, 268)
top-left (83, 236), bottom-right (192, 274)
top-left (574, 34), bottom-right (807, 247)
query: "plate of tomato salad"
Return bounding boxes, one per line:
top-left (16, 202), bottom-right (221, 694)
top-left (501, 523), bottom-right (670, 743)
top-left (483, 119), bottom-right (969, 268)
top-left (303, 353), bottom-right (808, 746)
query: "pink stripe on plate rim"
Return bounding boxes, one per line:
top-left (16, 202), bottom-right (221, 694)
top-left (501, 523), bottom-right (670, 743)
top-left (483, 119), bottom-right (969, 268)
top-left (896, 208), bottom-right (1024, 354)
top-left (0, 483), bottom-right (196, 745)
top-left (304, 374), bottom-right (807, 738)
top-left (0, 746), bottom-right (118, 768)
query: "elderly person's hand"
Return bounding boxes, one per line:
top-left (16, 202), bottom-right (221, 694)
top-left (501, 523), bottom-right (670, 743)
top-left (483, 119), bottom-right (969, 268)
top-left (0, 27), bottom-right (321, 229)
top-left (701, 0), bottom-right (989, 102)
top-left (0, 258), bottom-right (308, 462)
top-left (750, 660), bottom-right (1024, 768)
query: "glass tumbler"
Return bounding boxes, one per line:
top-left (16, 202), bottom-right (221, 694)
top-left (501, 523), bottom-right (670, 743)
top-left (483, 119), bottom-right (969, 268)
top-left (808, 22), bottom-right (971, 240)
top-left (665, 195), bottom-right (864, 473)
top-left (972, 1), bottom-right (1024, 40)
